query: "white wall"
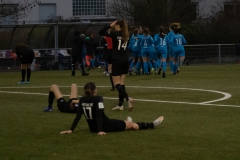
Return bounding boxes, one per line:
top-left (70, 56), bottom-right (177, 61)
top-left (1, 0), bottom-right (228, 23)
top-left (197, 0), bottom-right (225, 17)
top-left (25, 0), bottom-right (72, 22)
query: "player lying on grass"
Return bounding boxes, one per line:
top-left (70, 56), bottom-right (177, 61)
top-left (43, 84), bottom-right (79, 113)
top-left (60, 82), bottom-right (164, 136)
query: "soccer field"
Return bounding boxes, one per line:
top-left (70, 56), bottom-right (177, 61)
top-left (0, 64), bottom-right (240, 160)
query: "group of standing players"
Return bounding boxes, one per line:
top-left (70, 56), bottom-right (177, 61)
top-left (127, 23), bottom-right (188, 78)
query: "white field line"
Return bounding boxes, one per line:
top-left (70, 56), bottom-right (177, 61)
top-left (0, 86), bottom-right (238, 108)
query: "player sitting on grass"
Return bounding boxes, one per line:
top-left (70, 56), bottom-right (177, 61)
top-left (60, 82), bottom-right (164, 135)
top-left (43, 84), bottom-right (79, 113)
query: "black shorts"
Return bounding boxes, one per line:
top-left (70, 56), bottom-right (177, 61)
top-left (21, 51), bottom-right (34, 64)
top-left (102, 119), bottom-right (126, 132)
top-left (57, 98), bottom-right (78, 113)
top-left (111, 59), bottom-right (129, 76)
top-left (106, 50), bottom-right (112, 64)
top-left (72, 56), bottom-right (82, 64)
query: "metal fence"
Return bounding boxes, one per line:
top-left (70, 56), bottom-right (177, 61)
top-left (0, 44), bottom-right (240, 71)
top-left (0, 48), bottom-right (72, 71)
top-left (184, 44), bottom-right (240, 64)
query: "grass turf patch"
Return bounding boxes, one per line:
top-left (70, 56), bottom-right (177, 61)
top-left (0, 64), bottom-right (240, 159)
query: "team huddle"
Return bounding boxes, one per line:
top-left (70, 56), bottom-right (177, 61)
top-left (127, 23), bottom-right (188, 78)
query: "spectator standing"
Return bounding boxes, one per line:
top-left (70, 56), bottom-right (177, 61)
top-left (71, 31), bottom-right (97, 76)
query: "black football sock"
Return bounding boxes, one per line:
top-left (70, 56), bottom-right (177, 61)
top-left (121, 85), bottom-right (129, 101)
top-left (116, 84), bottom-right (124, 106)
top-left (110, 74), bottom-right (114, 89)
top-left (79, 63), bottom-right (85, 74)
top-left (27, 68), bottom-right (31, 81)
top-left (136, 122), bottom-right (154, 130)
top-left (118, 91), bottom-right (124, 106)
top-left (105, 66), bottom-right (108, 72)
top-left (48, 91), bottom-right (54, 108)
top-left (71, 64), bottom-right (75, 75)
top-left (21, 69), bottom-right (26, 82)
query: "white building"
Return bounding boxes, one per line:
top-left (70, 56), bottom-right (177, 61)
top-left (1, 0), bottom-right (115, 24)
top-left (1, 0), bottom-right (240, 24)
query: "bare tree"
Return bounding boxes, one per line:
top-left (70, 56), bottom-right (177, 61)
top-left (0, 0), bottom-right (41, 20)
top-left (108, 0), bottom-right (197, 31)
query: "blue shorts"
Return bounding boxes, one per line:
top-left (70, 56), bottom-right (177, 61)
top-left (156, 48), bottom-right (167, 59)
top-left (168, 47), bottom-right (174, 58)
top-left (172, 47), bottom-right (185, 59)
top-left (131, 51), bottom-right (139, 58)
top-left (157, 52), bottom-right (167, 59)
top-left (150, 49), bottom-right (157, 61)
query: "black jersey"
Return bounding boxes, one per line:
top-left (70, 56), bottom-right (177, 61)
top-left (70, 96), bottom-right (109, 132)
top-left (16, 47), bottom-right (35, 64)
top-left (99, 25), bottom-right (129, 60)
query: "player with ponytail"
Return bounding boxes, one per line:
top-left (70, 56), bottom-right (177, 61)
top-left (154, 26), bottom-right (168, 78)
top-left (98, 20), bottom-right (134, 111)
top-left (60, 82), bottom-right (164, 135)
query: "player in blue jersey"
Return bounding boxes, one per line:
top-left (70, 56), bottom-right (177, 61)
top-left (140, 28), bottom-right (155, 75)
top-left (169, 24), bottom-right (187, 75)
top-left (154, 26), bottom-right (168, 78)
top-left (167, 23), bottom-right (176, 74)
top-left (128, 30), bottom-right (135, 75)
top-left (129, 28), bottom-right (142, 74)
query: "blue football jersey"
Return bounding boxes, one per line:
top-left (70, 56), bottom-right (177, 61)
top-left (140, 35), bottom-right (154, 49)
top-left (132, 34), bottom-right (142, 52)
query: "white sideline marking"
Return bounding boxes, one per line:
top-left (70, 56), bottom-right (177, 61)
top-left (0, 86), bottom-right (237, 107)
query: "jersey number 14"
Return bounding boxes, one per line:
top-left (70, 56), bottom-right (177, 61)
top-left (118, 40), bottom-right (128, 50)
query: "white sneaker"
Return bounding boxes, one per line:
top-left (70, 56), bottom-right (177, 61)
top-left (153, 116), bottom-right (164, 128)
top-left (112, 105), bottom-right (123, 111)
top-left (103, 71), bottom-right (107, 74)
top-left (128, 98), bottom-right (134, 111)
top-left (127, 116), bottom-right (132, 122)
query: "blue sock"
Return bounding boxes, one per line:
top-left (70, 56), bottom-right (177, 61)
top-left (163, 62), bottom-right (167, 72)
top-left (147, 61), bottom-right (153, 69)
top-left (153, 62), bottom-right (157, 70)
top-left (173, 64), bottom-right (178, 74)
top-left (158, 59), bottom-right (162, 68)
top-left (130, 61), bottom-right (135, 70)
top-left (135, 62), bottom-right (141, 71)
top-left (175, 64), bottom-right (178, 73)
top-left (143, 62), bottom-right (148, 73)
top-left (169, 60), bottom-right (174, 72)
top-left (91, 59), bottom-right (95, 67)
top-left (157, 59), bottom-right (160, 68)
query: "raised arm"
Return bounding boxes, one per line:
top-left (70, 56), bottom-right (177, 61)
top-left (98, 20), bottom-right (117, 36)
top-left (98, 25), bottom-right (112, 36)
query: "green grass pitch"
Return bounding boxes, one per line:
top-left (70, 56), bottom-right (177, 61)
top-left (0, 64), bottom-right (240, 160)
